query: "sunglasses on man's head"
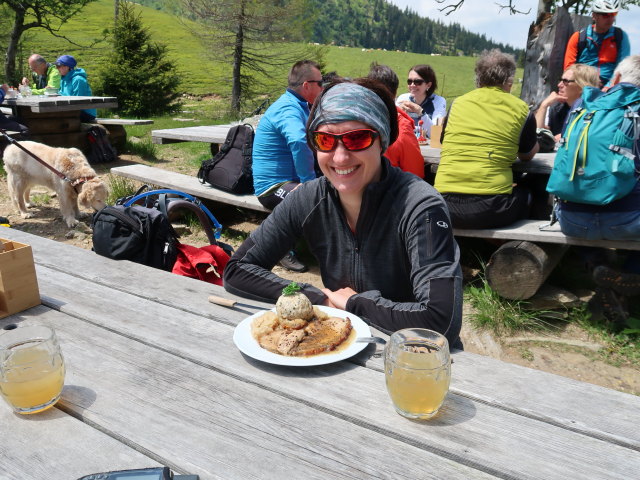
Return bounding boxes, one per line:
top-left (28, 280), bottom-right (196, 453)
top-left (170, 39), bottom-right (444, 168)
top-left (312, 129), bottom-right (379, 152)
top-left (559, 78), bottom-right (576, 85)
top-left (407, 78), bottom-right (425, 86)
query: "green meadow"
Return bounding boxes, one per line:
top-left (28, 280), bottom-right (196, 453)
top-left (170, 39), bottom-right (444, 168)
top-left (17, 0), bottom-right (523, 107)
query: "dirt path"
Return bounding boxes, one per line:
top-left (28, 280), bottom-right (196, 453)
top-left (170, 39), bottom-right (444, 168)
top-left (1, 153), bottom-right (638, 396)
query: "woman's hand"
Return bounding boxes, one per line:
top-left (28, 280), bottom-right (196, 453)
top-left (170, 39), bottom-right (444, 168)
top-left (321, 287), bottom-right (357, 310)
top-left (397, 100), bottom-right (422, 115)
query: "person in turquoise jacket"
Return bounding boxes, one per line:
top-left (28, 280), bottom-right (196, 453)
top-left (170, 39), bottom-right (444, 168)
top-left (251, 60), bottom-right (325, 272)
top-left (55, 55), bottom-right (97, 122)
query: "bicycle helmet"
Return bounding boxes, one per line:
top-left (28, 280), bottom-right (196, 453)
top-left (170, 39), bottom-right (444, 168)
top-left (592, 0), bottom-right (620, 13)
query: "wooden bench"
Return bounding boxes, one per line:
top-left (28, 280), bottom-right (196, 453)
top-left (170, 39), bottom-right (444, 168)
top-left (96, 119), bottom-right (154, 126)
top-left (95, 119), bottom-right (153, 150)
top-left (454, 220), bottom-right (640, 300)
top-left (110, 164), bottom-right (270, 213)
top-left (453, 219), bottom-right (640, 250)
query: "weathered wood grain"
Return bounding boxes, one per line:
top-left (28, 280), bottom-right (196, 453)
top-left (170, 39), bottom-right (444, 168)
top-left (453, 219), bottom-right (640, 250)
top-left (8, 307), bottom-right (496, 480)
top-left (0, 359), bottom-right (160, 479)
top-left (28, 265), bottom-right (640, 479)
top-left (110, 164), bottom-right (270, 212)
top-left (486, 241), bottom-right (569, 299)
top-left (151, 125), bottom-right (233, 145)
top-left (4, 227), bottom-right (640, 454)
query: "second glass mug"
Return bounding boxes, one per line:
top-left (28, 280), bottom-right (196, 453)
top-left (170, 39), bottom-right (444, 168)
top-left (0, 324), bottom-right (66, 414)
top-left (384, 328), bottom-right (451, 420)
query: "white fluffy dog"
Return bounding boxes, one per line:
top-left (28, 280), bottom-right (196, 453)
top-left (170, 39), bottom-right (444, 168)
top-left (3, 141), bottom-right (108, 227)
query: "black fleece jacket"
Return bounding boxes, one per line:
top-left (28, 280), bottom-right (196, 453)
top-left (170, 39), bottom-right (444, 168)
top-left (224, 158), bottom-right (463, 349)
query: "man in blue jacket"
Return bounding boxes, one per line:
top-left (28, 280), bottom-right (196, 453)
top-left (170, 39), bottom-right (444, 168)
top-left (252, 60), bottom-right (324, 272)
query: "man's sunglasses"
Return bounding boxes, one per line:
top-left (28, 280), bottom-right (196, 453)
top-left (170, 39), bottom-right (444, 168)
top-left (559, 78), bottom-right (576, 85)
top-left (312, 129), bottom-right (379, 152)
top-left (595, 12), bottom-right (617, 18)
top-left (306, 80), bottom-right (324, 86)
top-left (407, 78), bottom-right (425, 86)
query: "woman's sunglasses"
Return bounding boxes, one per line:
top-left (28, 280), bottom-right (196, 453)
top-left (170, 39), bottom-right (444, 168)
top-left (407, 78), bottom-right (425, 86)
top-left (312, 129), bottom-right (379, 152)
top-left (559, 78), bottom-right (576, 85)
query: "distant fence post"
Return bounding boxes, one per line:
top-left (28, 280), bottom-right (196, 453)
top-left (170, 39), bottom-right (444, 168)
top-left (520, 7), bottom-right (591, 108)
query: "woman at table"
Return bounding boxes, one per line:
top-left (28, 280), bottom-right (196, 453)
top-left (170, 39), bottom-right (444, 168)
top-left (224, 79), bottom-right (463, 349)
top-left (434, 49), bottom-right (540, 229)
top-left (396, 64), bottom-right (446, 138)
top-left (535, 64), bottom-right (599, 140)
top-left (55, 55), bottom-right (97, 122)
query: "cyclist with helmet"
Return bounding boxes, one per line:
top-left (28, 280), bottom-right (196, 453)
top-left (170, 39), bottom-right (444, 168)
top-left (564, 0), bottom-right (630, 86)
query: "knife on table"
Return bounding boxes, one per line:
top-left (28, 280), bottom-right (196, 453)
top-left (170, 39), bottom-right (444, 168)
top-left (208, 295), bottom-right (266, 310)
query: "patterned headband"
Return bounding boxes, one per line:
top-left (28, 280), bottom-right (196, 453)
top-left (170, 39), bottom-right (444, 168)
top-left (308, 82), bottom-right (391, 151)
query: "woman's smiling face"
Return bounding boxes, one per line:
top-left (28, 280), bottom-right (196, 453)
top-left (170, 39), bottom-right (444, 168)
top-left (407, 70), bottom-right (431, 98)
top-left (316, 120), bottom-right (383, 199)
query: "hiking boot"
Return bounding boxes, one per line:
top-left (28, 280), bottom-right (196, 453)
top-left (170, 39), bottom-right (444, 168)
top-left (593, 265), bottom-right (640, 297)
top-left (279, 251), bottom-right (308, 273)
top-left (588, 287), bottom-right (628, 327)
top-left (0, 216), bottom-right (9, 224)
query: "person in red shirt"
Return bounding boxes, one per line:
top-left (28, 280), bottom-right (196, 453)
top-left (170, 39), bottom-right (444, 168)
top-left (367, 63), bottom-right (425, 179)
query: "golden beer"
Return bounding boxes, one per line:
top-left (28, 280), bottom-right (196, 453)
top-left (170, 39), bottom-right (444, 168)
top-left (384, 329), bottom-right (450, 420)
top-left (0, 325), bottom-right (66, 414)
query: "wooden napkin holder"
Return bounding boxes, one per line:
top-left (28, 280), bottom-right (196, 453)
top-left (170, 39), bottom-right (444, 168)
top-left (0, 238), bottom-right (41, 319)
top-left (430, 125), bottom-right (443, 148)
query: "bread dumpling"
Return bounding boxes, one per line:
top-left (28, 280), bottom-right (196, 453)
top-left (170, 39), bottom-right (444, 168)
top-left (276, 283), bottom-right (314, 320)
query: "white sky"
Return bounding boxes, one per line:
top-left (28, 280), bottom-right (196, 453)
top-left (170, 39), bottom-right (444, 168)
top-left (389, 0), bottom-right (640, 53)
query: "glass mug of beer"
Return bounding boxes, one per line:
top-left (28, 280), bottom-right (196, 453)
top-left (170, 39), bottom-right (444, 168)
top-left (0, 324), bottom-right (65, 414)
top-left (384, 328), bottom-right (450, 420)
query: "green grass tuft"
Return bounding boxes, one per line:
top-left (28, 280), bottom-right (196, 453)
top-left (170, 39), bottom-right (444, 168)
top-left (465, 273), bottom-right (563, 336)
top-left (123, 139), bottom-right (158, 160)
top-left (106, 174), bottom-right (139, 205)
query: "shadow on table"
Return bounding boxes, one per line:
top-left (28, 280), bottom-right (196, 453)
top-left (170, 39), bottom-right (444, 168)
top-left (58, 385), bottom-right (98, 414)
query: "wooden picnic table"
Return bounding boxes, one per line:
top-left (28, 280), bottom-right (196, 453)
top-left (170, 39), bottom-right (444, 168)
top-left (151, 124), bottom-right (557, 174)
top-left (2, 225), bottom-right (640, 480)
top-left (1, 95), bottom-right (118, 150)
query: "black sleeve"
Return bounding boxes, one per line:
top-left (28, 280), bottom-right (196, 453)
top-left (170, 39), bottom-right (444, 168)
top-left (223, 236), bottom-right (326, 305)
top-left (518, 112), bottom-right (538, 153)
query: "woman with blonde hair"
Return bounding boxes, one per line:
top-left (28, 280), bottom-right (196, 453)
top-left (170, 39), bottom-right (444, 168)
top-left (535, 64), bottom-right (600, 139)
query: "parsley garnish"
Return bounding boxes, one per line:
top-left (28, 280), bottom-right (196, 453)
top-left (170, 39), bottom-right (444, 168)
top-left (282, 282), bottom-right (301, 296)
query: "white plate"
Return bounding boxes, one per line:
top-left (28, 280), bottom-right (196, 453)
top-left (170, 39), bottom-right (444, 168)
top-left (233, 305), bottom-right (371, 366)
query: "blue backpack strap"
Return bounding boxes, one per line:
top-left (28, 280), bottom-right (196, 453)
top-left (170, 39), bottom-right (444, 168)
top-left (123, 189), bottom-right (223, 239)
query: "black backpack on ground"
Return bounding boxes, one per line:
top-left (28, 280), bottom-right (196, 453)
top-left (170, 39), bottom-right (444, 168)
top-left (92, 204), bottom-right (179, 271)
top-left (197, 124), bottom-right (254, 194)
top-left (91, 187), bottom-right (227, 271)
top-left (86, 125), bottom-right (117, 164)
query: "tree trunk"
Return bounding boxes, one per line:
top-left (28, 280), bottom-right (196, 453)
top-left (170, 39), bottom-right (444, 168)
top-left (115, 0), bottom-right (120, 24)
top-left (5, 9), bottom-right (25, 85)
top-left (520, 7), bottom-right (591, 108)
top-left (485, 241), bottom-right (568, 300)
top-left (230, 2), bottom-right (245, 115)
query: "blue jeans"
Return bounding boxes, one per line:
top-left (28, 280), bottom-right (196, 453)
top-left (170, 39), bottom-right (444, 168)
top-left (556, 206), bottom-right (640, 273)
top-left (556, 207), bottom-right (640, 241)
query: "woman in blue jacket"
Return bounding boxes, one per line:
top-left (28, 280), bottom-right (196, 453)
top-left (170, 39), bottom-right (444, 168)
top-left (55, 55), bottom-right (97, 122)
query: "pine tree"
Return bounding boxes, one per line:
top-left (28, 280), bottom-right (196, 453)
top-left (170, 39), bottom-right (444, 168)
top-left (98, 1), bottom-right (180, 117)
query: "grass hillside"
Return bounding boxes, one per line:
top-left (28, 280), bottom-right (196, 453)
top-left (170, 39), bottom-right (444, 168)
top-left (18, 0), bottom-right (523, 106)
